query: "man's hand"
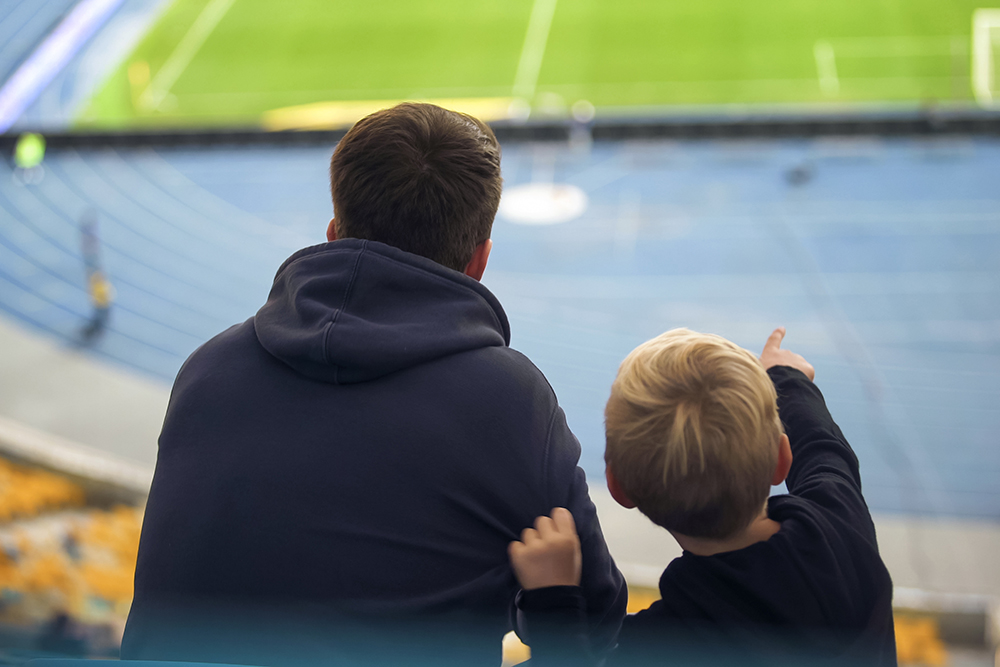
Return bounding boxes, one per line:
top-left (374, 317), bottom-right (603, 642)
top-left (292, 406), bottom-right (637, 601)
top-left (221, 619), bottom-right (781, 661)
top-left (509, 508), bottom-right (582, 591)
top-left (760, 327), bottom-right (815, 381)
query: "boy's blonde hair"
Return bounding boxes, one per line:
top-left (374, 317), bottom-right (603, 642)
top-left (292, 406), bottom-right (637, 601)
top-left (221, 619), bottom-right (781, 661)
top-left (605, 329), bottom-right (782, 540)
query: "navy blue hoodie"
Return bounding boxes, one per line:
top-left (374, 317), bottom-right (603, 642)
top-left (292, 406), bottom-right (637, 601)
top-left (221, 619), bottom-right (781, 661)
top-left (122, 239), bottom-right (626, 666)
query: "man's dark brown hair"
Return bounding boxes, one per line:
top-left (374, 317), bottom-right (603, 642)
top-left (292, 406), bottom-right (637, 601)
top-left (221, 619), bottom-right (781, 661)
top-left (330, 103), bottom-right (503, 272)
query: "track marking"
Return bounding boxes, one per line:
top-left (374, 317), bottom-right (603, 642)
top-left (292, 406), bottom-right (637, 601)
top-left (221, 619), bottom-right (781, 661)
top-left (139, 0), bottom-right (237, 110)
top-left (813, 40), bottom-right (839, 97)
top-left (513, 0), bottom-right (558, 101)
top-left (972, 9), bottom-right (1000, 107)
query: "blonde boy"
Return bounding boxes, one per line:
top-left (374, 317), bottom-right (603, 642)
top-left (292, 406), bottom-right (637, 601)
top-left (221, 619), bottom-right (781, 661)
top-left (510, 328), bottom-right (897, 666)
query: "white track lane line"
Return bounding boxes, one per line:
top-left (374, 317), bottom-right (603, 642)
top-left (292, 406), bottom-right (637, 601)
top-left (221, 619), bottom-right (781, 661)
top-left (512, 0), bottom-right (558, 101)
top-left (140, 0), bottom-right (237, 110)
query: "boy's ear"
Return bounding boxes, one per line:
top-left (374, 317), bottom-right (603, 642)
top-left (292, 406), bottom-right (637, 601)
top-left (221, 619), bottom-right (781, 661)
top-left (606, 468), bottom-right (637, 509)
top-left (771, 434), bottom-right (793, 486)
top-left (327, 218), bottom-right (338, 242)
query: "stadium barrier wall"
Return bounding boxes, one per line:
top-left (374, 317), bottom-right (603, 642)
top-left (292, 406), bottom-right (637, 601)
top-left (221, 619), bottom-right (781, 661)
top-left (894, 587), bottom-right (999, 650)
top-left (0, 415), bottom-right (151, 506)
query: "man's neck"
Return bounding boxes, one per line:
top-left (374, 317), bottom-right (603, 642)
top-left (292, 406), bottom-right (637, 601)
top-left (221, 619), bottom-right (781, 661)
top-left (670, 509), bottom-right (781, 557)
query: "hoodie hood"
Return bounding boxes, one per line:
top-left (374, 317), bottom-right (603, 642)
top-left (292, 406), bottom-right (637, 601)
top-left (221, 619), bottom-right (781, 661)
top-left (254, 239), bottom-right (510, 384)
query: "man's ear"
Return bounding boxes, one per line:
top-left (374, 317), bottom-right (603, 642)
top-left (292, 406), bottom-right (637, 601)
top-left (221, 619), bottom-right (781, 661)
top-left (326, 218), bottom-right (338, 242)
top-left (606, 468), bottom-right (637, 509)
top-left (463, 239), bottom-right (492, 281)
top-left (771, 434), bottom-right (793, 486)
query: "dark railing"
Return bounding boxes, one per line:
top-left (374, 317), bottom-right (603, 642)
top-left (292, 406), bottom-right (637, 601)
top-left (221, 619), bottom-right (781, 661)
top-left (1, 108), bottom-right (999, 150)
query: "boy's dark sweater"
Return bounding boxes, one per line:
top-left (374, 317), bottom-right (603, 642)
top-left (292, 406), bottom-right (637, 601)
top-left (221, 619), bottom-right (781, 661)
top-left (519, 366), bottom-right (897, 666)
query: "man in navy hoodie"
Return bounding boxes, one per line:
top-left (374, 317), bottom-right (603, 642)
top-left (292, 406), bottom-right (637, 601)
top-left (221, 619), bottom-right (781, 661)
top-left (121, 103), bottom-right (626, 666)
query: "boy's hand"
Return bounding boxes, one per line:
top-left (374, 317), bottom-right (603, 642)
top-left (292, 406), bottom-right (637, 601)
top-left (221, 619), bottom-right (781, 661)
top-left (760, 327), bottom-right (815, 381)
top-left (509, 508), bottom-right (582, 590)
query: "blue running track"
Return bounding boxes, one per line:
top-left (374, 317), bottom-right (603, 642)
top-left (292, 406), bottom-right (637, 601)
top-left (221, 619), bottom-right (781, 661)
top-left (1, 137), bottom-right (998, 521)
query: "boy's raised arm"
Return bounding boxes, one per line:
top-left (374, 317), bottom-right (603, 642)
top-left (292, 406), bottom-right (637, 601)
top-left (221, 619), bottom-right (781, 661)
top-left (759, 328), bottom-right (869, 525)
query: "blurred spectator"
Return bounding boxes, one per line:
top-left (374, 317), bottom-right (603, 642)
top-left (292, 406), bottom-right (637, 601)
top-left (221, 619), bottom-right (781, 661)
top-left (78, 211), bottom-right (114, 342)
top-left (37, 612), bottom-right (86, 656)
top-left (81, 271), bottom-right (114, 342)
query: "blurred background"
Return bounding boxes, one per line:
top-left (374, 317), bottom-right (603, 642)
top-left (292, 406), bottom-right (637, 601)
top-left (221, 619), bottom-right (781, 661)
top-left (0, 0), bottom-right (999, 664)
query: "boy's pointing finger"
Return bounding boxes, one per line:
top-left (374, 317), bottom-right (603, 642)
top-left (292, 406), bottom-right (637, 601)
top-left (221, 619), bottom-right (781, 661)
top-left (764, 327), bottom-right (786, 352)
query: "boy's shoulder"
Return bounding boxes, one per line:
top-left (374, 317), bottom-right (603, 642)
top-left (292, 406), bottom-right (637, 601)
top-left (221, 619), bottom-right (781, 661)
top-left (618, 497), bottom-right (895, 663)
top-left (647, 493), bottom-right (891, 629)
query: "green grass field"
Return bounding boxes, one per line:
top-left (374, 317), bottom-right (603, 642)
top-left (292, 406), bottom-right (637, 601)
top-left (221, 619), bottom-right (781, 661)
top-left (79, 0), bottom-right (992, 128)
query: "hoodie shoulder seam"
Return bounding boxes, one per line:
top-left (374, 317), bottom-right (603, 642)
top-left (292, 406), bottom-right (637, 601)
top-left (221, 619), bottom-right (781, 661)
top-left (322, 242), bottom-right (367, 379)
top-left (541, 405), bottom-right (558, 506)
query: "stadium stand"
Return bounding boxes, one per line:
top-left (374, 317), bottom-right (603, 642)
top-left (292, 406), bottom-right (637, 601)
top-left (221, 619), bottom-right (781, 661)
top-left (0, 454), bottom-right (141, 653)
top-left (0, 456), bottom-right (84, 519)
top-left (2, 137), bottom-right (998, 664)
top-left (1, 0), bottom-right (998, 664)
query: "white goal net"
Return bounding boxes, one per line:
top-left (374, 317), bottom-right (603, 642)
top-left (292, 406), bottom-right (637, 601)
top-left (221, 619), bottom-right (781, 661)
top-left (972, 8), bottom-right (1000, 106)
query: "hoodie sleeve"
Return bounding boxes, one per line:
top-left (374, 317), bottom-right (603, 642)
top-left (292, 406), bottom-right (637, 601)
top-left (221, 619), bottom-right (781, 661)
top-left (530, 404), bottom-right (628, 655)
top-left (516, 586), bottom-right (596, 667)
top-left (768, 366), bottom-right (876, 540)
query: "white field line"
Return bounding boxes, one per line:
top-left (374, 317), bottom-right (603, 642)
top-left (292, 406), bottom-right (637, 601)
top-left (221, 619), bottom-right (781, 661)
top-left (139, 0), bottom-right (237, 110)
top-left (513, 0), bottom-right (558, 100)
top-left (813, 40), bottom-right (840, 97)
top-left (972, 9), bottom-right (1000, 107)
